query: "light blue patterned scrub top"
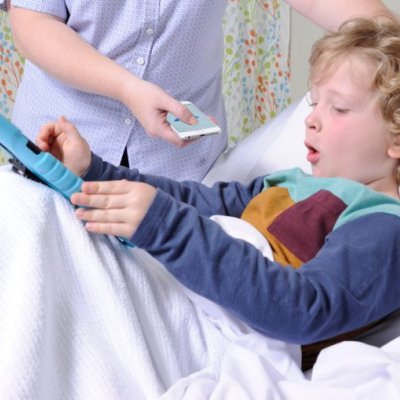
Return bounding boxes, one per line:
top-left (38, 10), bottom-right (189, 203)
top-left (4, 0), bottom-right (228, 180)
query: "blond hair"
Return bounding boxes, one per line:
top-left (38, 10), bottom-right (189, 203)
top-left (309, 16), bottom-right (400, 138)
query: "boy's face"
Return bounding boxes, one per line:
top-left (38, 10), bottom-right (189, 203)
top-left (305, 56), bottom-right (397, 189)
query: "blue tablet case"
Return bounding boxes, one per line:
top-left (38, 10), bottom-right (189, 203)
top-left (0, 115), bottom-right (83, 199)
top-left (0, 115), bottom-right (134, 247)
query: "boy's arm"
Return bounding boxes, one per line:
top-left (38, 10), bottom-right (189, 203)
top-left (83, 152), bottom-right (265, 218)
top-left (7, 4), bottom-right (195, 145)
top-left (37, 116), bottom-right (264, 228)
top-left (72, 152), bottom-right (264, 244)
top-left (287, 0), bottom-right (392, 30)
top-left (133, 201), bottom-right (400, 344)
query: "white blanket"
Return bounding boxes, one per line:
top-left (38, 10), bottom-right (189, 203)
top-left (1, 168), bottom-right (400, 400)
top-left (0, 169), bottom-right (228, 399)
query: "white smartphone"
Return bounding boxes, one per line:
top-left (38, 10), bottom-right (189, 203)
top-left (167, 101), bottom-right (221, 140)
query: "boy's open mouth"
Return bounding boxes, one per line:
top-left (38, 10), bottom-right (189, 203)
top-left (305, 142), bottom-right (320, 164)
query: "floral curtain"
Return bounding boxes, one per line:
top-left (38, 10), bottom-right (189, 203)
top-left (0, 11), bottom-right (24, 165)
top-left (0, 1), bottom-right (291, 165)
top-left (223, 0), bottom-right (291, 145)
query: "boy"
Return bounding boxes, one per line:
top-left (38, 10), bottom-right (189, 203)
top-left (37, 16), bottom-right (400, 369)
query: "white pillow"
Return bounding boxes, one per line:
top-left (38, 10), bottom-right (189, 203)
top-left (203, 95), bottom-right (312, 185)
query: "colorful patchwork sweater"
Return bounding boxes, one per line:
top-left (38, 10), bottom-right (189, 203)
top-left (85, 155), bottom-right (400, 362)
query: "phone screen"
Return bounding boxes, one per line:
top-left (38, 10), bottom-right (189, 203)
top-left (167, 102), bottom-right (220, 139)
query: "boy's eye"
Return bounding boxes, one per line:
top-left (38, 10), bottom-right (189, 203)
top-left (333, 107), bottom-right (349, 114)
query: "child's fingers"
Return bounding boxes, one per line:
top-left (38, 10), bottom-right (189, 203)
top-left (37, 120), bottom-right (68, 153)
top-left (71, 192), bottom-right (127, 209)
top-left (71, 182), bottom-right (156, 231)
top-left (35, 137), bottom-right (50, 152)
top-left (84, 221), bottom-right (131, 238)
top-left (35, 116), bottom-right (72, 144)
top-left (71, 192), bottom-right (94, 208)
top-left (75, 208), bottom-right (134, 238)
top-left (56, 115), bottom-right (75, 134)
top-left (80, 180), bottom-right (137, 195)
top-left (36, 122), bottom-right (56, 150)
top-left (75, 207), bottom-right (126, 223)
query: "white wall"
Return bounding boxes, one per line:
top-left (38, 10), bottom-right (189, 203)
top-left (290, 0), bottom-right (400, 101)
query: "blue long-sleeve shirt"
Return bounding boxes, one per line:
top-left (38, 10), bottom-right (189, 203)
top-left (84, 154), bottom-right (400, 347)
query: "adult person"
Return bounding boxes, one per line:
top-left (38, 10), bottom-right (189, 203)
top-left (0, 0), bottom-right (393, 180)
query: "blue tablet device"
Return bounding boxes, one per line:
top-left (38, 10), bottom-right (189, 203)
top-left (0, 115), bottom-right (134, 247)
top-left (0, 115), bottom-right (83, 199)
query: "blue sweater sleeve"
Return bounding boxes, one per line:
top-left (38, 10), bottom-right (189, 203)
top-left (132, 192), bottom-right (400, 345)
top-left (83, 153), bottom-right (265, 218)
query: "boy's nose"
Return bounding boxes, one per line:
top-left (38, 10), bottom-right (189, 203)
top-left (305, 111), bottom-right (321, 132)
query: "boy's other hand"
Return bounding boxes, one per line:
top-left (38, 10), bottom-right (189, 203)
top-left (36, 116), bottom-right (91, 176)
top-left (71, 180), bottom-right (157, 240)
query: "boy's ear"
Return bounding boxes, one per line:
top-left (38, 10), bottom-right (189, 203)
top-left (388, 135), bottom-right (400, 159)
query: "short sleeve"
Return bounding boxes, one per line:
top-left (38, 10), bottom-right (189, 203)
top-left (0, 0), bottom-right (8, 11)
top-left (7, 0), bottom-right (68, 20)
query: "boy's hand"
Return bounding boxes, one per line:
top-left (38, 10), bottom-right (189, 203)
top-left (36, 116), bottom-right (91, 176)
top-left (71, 180), bottom-right (157, 240)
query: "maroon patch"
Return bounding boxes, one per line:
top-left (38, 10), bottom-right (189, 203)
top-left (268, 190), bottom-right (347, 262)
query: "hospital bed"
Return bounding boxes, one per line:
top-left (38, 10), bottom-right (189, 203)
top-left (0, 97), bottom-right (400, 399)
